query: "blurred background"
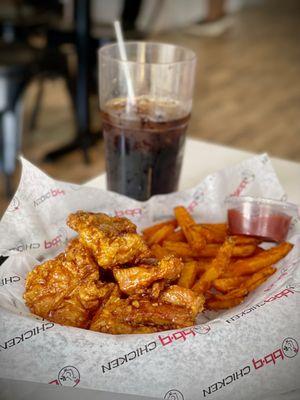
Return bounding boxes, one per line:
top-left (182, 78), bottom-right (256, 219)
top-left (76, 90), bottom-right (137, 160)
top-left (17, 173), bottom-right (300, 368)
top-left (0, 0), bottom-right (299, 215)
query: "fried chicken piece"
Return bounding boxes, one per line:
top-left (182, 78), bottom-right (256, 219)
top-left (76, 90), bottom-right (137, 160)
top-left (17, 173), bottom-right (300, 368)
top-left (24, 238), bottom-right (113, 328)
top-left (150, 281), bottom-right (165, 299)
top-left (160, 285), bottom-right (205, 317)
top-left (113, 255), bottom-right (183, 295)
top-left (67, 211), bottom-right (151, 268)
top-left (91, 287), bottom-right (194, 330)
top-left (89, 287), bottom-right (158, 334)
top-left (48, 281), bottom-right (114, 327)
top-left (115, 298), bottom-right (194, 329)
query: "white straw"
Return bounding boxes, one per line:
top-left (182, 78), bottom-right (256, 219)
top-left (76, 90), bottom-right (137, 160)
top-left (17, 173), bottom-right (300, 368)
top-left (113, 20), bottom-right (136, 109)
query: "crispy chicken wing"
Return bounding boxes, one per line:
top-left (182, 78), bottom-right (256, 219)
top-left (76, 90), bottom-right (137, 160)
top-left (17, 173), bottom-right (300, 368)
top-left (160, 285), bottom-right (205, 317)
top-left (89, 287), bottom-right (158, 334)
top-left (113, 255), bottom-right (183, 295)
top-left (24, 238), bottom-right (114, 328)
top-left (114, 298), bottom-right (194, 329)
top-left (67, 211), bottom-right (151, 268)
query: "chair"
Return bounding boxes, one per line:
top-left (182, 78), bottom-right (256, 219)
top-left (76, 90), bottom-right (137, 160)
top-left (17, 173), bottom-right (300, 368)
top-left (0, 42), bottom-right (38, 197)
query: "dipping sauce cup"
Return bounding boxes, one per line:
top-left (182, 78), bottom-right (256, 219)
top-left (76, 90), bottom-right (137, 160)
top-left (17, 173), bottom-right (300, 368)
top-left (226, 196), bottom-right (298, 242)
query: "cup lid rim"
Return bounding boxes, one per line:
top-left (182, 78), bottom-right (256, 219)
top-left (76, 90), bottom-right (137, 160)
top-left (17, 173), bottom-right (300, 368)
top-left (98, 41), bottom-right (197, 66)
top-left (225, 195), bottom-right (299, 213)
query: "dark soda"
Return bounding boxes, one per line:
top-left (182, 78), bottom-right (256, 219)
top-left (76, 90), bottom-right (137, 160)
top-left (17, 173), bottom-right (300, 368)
top-left (101, 97), bottom-right (190, 201)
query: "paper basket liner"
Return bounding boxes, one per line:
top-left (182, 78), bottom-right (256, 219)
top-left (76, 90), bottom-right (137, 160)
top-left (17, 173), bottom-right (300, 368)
top-left (0, 155), bottom-right (299, 400)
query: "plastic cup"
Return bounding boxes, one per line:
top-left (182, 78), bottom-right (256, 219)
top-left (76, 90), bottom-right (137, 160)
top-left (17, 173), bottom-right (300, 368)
top-left (98, 42), bottom-right (196, 201)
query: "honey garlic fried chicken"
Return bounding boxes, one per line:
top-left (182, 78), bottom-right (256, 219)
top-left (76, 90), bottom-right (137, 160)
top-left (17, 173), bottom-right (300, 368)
top-left (24, 238), bottom-right (114, 328)
top-left (160, 285), bottom-right (205, 317)
top-left (113, 298), bottom-right (194, 330)
top-left (67, 211), bottom-right (151, 268)
top-left (113, 255), bottom-right (183, 295)
top-left (90, 286), bottom-right (194, 334)
top-left (89, 287), bottom-right (158, 334)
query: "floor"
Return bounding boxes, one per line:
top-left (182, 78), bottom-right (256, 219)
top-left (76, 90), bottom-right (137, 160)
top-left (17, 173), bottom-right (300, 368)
top-left (1, 0), bottom-right (300, 215)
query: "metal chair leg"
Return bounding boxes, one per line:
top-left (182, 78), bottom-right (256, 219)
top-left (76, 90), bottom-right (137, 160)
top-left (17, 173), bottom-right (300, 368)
top-left (28, 77), bottom-right (44, 132)
top-left (4, 172), bottom-right (13, 199)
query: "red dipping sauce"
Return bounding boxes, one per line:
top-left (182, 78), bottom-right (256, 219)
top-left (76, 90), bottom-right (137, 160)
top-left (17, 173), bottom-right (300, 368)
top-left (226, 197), bottom-right (298, 242)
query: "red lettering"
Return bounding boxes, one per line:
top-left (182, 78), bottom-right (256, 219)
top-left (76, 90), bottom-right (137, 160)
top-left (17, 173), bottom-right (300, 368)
top-left (265, 288), bottom-right (294, 302)
top-left (231, 178), bottom-right (250, 197)
top-left (44, 240), bottom-right (52, 249)
top-left (115, 208), bottom-right (142, 218)
top-left (172, 331), bottom-right (186, 341)
top-left (44, 235), bottom-right (62, 249)
top-left (252, 357), bottom-right (264, 370)
top-left (253, 348), bottom-right (285, 371)
top-left (49, 379), bottom-right (60, 385)
top-left (273, 349), bottom-right (284, 361)
top-left (264, 353), bottom-right (276, 365)
top-left (51, 189), bottom-right (65, 197)
top-left (187, 200), bottom-right (198, 213)
top-left (158, 334), bottom-right (173, 346)
top-left (183, 328), bottom-right (196, 338)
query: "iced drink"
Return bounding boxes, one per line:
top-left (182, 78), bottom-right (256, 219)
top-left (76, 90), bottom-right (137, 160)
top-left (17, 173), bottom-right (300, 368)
top-left (102, 97), bottom-right (190, 201)
top-left (99, 42), bottom-right (196, 200)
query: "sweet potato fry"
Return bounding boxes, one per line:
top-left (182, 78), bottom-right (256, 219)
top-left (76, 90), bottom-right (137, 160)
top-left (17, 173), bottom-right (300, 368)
top-left (231, 236), bottom-right (260, 245)
top-left (231, 244), bottom-right (257, 257)
top-left (214, 267), bottom-right (275, 303)
top-left (227, 242), bottom-right (293, 276)
top-left (165, 229), bottom-right (186, 242)
top-left (193, 225), bottom-right (226, 243)
top-left (151, 244), bottom-right (172, 259)
top-left (197, 244), bottom-right (256, 258)
top-left (214, 287), bottom-right (248, 301)
top-left (245, 277), bottom-right (269, 292)
top-left (147, 224), bottom-right (175, 246)
top-left (242, 266), bottom-right (276, 292)
top-left (163, 241), bottom-right (194, 258)
top-left (201, 223), bottom-right (228, 233)
top-left (213, 277), bottom-right (247, 293)
top-left (178, 261), bottom-right (198, 288)
top-left (195, 259), bottom-right (212, 275)
top-left (206, 297), bottom-right (244, 310)
top-left (252, 247), bottom-right (266, 256)
top-left (143, 219), bottom-right (177, 238)
top-left (174, 206), bottom-right (206, 251)
top-left (192, 238), bottom-right (235, 294)
top-left (200, 223), bottom-right (228, 239)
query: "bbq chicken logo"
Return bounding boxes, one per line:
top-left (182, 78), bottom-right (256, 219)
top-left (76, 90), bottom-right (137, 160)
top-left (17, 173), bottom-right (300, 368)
top-left (194, 325), bottom-right (211, 335)
top-left (282, 338), bottom-right (299, 358)
top-left (7, 196), bottom-right (20, 212)
top-left (241, 169), bottom-right (255, 183)
top-left (164, 389), bottom-right (184, 400)
top-left (49, 365), bottom-right (80, 387)
top-left (58, 366), bottom-right (80, 387)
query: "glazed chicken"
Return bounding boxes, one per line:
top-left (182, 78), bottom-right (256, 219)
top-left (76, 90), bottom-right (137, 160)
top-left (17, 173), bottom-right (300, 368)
top-left (113, 255), bottom-right (183, 295)
top-left (24, 238), bottom-right (114, 328)
top-left (24, 211), bottom-right (203, 334)
top-left (89, 286), bottom-right (195, 334)
top-left (160, 285), bottom-right (205, 317)
top-left (89, 286), bottom-right (158, 334)
top-left (67, 211), bottom-right (151, 268)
